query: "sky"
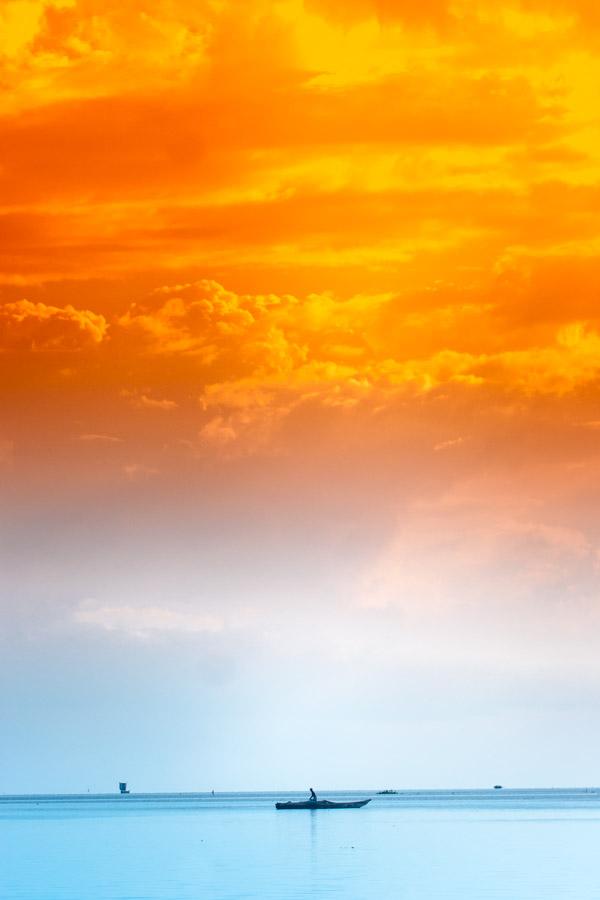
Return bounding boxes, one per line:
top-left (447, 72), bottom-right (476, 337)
top-left (2, 0), bottom-right (600, 793)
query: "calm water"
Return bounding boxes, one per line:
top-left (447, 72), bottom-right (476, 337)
top-left (1, 789), bottom-right (600, 899)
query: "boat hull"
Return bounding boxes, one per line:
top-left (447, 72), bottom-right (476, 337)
top-left (275, 799), bottom-right (371, 810)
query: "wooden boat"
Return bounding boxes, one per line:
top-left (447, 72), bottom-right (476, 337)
top-left (275, 799), bottom-right (371, 810)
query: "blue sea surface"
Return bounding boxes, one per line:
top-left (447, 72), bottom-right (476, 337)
top-left (1, 789), bottom-right (599, 899)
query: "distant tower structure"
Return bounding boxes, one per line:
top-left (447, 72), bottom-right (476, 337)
top-left (119, 782), bottom-right (130, 794)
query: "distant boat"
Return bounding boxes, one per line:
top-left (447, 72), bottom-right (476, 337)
top-left (119, 782), bottom-right (130, 795)
top-left (494, 785), bottom-right (503, 790)
top-left (276, 799), bottom-right (371, 810)
top-left (377, 789), bottom-right (398, 795)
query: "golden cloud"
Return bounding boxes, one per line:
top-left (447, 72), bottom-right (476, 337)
top-left (118, 280), bottom-right (273, 354)
top-left (116, 277), bottom-right (600, 410)
top-left (0, 299), bottom-right (107, 350)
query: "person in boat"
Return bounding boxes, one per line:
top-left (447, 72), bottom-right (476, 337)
top-left (309, 788), bottom-right (317, 802)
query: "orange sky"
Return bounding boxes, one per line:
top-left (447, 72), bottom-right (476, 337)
top-left (3, 0), bottom-right (600, 789)
top-left (3, 1), bottom-right (600, 484)
top-left (3, 1), bottom-right (600, 379)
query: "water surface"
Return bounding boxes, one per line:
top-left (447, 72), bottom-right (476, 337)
top-left (1, 789), bottom-right (599, 899)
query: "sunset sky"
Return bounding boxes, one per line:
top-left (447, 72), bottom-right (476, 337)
top-left (2, 0), bottom-right (600, 792)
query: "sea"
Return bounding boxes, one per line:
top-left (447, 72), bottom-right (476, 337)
top-left (1, 789), bottom-right (599, 899)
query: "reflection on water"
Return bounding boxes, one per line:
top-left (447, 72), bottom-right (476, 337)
top-left (1, 790), bottom-right (599, 899)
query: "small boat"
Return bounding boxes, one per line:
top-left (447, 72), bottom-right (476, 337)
top-left (119, 782), bottom-right (130, 795)
top-left (377, 789), bottom-right (398, 795)
top-left (493, 785), bottom-right (503, 790)
top-left (275, 799), bottom-right (371, 810)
